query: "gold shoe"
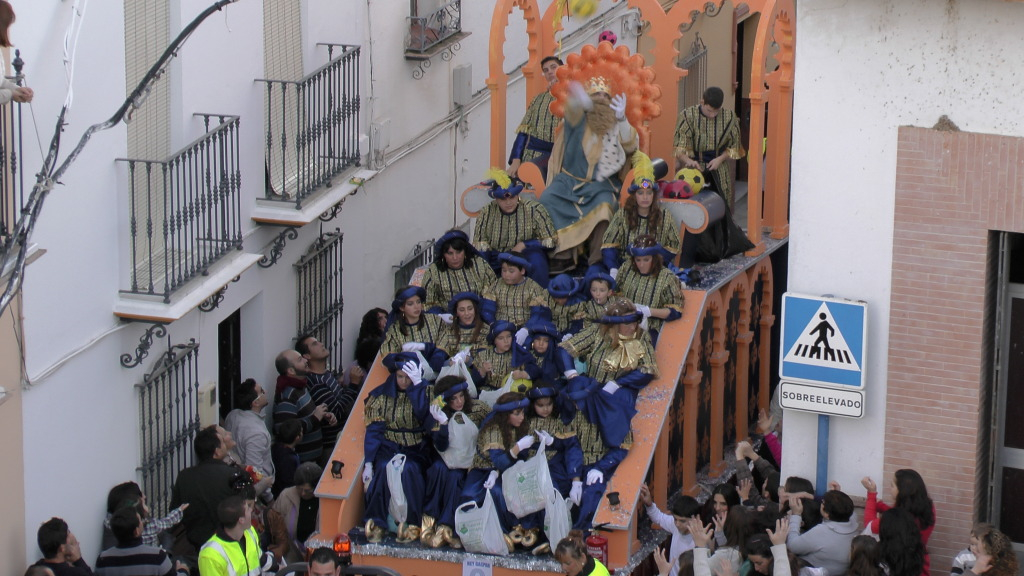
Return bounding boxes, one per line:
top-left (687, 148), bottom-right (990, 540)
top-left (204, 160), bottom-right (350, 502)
top-left (532, 542), bottom-right (551, 556)
top-left (365, 519), bottom-right (385, 543)
top-left (397, 524), bottom-right (420, 544)
top-left (504, 534), bottom-right (515, 553)
top-left (420, 515), bottom-right (436, 545)
top-left (508, 525), bottom-right (525, 544)
top-left (429, 525), bottom-right (450, 548)
top-left (522, 527), bottom-right (540, 548)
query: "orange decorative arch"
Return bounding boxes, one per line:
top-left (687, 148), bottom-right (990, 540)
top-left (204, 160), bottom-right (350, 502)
top-left (721, 274), bottom-right (753, 440)
top-left (487, 0), bottom-right (545, 167)
top-left (748, 257), bottom-right (776, 412)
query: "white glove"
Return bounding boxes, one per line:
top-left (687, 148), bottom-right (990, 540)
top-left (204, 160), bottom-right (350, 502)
top-left (402, 342), bottom-right (426, 352)
top-left (515, 327), bottom-right (529, 346)
top-left (610, 93), bottom-right (627, 120)
top-left (567, 81), bottom-right (592, 109)
top-left (586, 469), bottom-right (604, 486)
top-left (483, 470), bottom-right (499, 489)
top-left (451, 349), bottom-right (470, 364)
top-left (362, 463), bottom-right (373, 486)
top-left (609, 268), bottom-right (619, 280)
top-left (635, 304), bottom-right (651, 317)
top-left (430, 404), bottom-right (449, 425)
top-left (516, 435), bottom-right (536, 452)
top-left (603, 380), bottom-right (620, 394)
top-left (570, 481), bottom-right (583, 505)
top-left (402, 362), bottom-right (423, 385)
top-left (438, 313), bottom-right (454, 324)
top-left (561, 333), bottom-right (573, 343)
top-left (563, 369), bottom-right (579, 379)
top-left (537, 430), bottom-right (555, 446)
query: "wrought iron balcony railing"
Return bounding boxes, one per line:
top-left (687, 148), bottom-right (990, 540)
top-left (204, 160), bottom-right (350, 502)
top-left (406, 0), bottom-right (462, 53)
top-left (118, 114), bottom-right (243, 303)
top-left (0, 51), bottom-right (26, 254)
top-left (259, 44), bottom-right (361, 209)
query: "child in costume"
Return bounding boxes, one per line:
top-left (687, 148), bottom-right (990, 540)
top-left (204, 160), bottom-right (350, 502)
top-left (473, 320), bottom-right (534, 393)
top-left (380, 285), bottom-right (450, 374)
top-left (362, 353), bottom-right (433, 543)
top-left (441, 291), bottom-right (489, 356)
top-left (481, 251), bottom-right (551, 328)
top-left (421, 375), bottom-right (492, 548)
top-left (473, 169), bottom-right (557, 287)
top-left (421, 229), bottom-right (496, 314)
top-left (616, 235), bottom-right (684, 346)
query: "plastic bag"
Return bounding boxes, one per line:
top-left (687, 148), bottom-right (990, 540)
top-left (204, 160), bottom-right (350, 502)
top-left (455, 490), bottom-right (509, 556)
top-left (440, 411), bottom-right (478, 469)
top-left (386, 454), bottom-right (407, 525)
top-left (436, 357), bottom-right (477, 398)
top-left (502, 443), bottom-right (553, 517)
top-left (478, 372), bottom-right (514, 408)
top-left (543, 490), bottom-right (572, 549)
top-left (414, 351), bottom-right (438, 381)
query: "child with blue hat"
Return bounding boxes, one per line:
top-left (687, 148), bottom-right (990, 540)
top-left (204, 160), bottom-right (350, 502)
top-left (480, 251), bottom-right (551, 328)
top-left (616, 234), bottom-right (685, 346)
top-left (473, 168), bottom-right (557, 288)
top-left (421, 229), bottom-right (496, 314)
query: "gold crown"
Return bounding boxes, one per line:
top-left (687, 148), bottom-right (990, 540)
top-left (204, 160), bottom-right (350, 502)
top-left (585, 76), bottom-right (611, 95)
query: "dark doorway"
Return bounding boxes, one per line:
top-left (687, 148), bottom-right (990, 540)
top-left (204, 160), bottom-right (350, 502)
top-left (218, 309), bottom-right (242, 420)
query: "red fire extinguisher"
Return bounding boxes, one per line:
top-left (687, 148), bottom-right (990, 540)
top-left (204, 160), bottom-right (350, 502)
top-left (587, 524), bottom-right (609, 567)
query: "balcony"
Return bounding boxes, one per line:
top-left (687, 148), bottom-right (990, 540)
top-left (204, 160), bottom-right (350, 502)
top-left (116, 115), bottom-right (252, 315)
top-left (0, 64), bottom-right (25, 256)
top-left (258, 44), bottom-right (362, 213)
top-left (404, 0), bottom-right (468, 60)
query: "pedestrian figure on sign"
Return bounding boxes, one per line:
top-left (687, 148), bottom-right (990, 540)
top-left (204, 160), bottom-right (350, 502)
top-left (809, 313), bottom-right (835, 361)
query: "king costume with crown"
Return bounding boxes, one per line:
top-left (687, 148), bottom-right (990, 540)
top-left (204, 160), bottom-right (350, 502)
top-left (541, 75), bottom-right (640, 272)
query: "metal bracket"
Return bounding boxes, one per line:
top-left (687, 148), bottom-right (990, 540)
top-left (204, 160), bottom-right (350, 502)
top-left (412, 41), bottom-right (462, 80)
top-left (319, 198), bottom-right (346, 222)
top-left (120, 324), bottom-right (168, 369)
top-left (679, 2), bottom-right (723, 33)
top-left (198, 275), bottom-right (241, 313)
top-left (258, 227), bottom-right (299, 268)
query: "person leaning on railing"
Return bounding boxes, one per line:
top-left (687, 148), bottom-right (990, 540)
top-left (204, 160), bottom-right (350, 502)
top-left (0, 0), bottom-right (33, 105)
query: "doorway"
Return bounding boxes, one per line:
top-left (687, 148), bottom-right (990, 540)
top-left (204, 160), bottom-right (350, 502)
top-left (218, 309), bottom-right (242, 420)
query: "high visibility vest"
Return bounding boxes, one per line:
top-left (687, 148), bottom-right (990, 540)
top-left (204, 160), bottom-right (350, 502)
top-left (198, 526), bottom-right (263, 576)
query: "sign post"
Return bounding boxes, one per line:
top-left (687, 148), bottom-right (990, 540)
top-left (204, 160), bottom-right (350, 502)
top-left (779, 293), bottom-right (868, 495)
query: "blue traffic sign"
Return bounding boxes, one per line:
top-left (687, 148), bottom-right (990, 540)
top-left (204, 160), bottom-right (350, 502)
top-left (780, 293), bottom-right (867, 389)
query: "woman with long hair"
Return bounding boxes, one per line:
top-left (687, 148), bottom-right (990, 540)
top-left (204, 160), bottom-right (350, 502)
top-left (441, 292), bottom-right (489, 355)
top-left (970, 527), bottom-right (1020, 576)
top-left (420, 375), bottom-right (491, 548)
top-left (459, 392), bottom-right (535, 552)
top-left (420, 229), bottom-right (496, 313)
top-left (380, 285), bottom-right (449, 374)
top-left (848, 535), bottom-right (883, 576)
top-left (862, 469), bottom-right (936, 575)
top-left (0, 1), bottom-right (33, 105)
top-left (878, 508), bottom-right (925, 576)
top-left (600, 152), bottom-right (681, 276)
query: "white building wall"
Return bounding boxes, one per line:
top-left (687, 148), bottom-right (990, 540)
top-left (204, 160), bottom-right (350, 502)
top-left (786, 0), bottom-right (1024, 489)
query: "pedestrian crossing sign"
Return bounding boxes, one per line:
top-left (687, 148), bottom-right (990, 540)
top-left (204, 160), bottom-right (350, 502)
top-left (780, 293), bottom-right (867, 389)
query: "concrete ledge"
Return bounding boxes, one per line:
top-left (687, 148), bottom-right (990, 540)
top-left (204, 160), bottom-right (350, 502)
top-left (251, 168), bottom-right (378, 227)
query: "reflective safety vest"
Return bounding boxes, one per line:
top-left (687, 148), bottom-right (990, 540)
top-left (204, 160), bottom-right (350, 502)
top-left (198, 526), bottom-right (263, 576)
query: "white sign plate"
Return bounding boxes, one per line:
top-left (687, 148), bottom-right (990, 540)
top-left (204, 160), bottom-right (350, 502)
top-left (779, 381), bottom-right (865, 418)
top-left (463, 558), bottom-right (493, 576)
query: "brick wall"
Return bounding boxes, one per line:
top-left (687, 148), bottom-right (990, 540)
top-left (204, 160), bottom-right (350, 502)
top-left (889, 127), bottom-right (1024, 572)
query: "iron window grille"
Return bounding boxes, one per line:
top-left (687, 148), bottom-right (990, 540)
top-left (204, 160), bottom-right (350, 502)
top-left (393, 238), bottom-right (434, 293)
top-left (295, 229), bottom-right (344, 370)
top-left (0, 51), bottom-right (26, 250)
top-left (406, 0), bottom-right (462, 53)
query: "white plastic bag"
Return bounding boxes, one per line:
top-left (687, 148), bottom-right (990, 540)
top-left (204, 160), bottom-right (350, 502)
top-left (502, 443), bottom-right (554, 517)
top-left (440, 411), bottom-right (479, 469)
top-left (436, 357), bottom-right (477, 398)
top-left (386, 454), bottom-right (407, 525)
top-left (543, 490), bottom-right (572, 549)
top-left (455, 490), bottom-right (509, 556)
top-left (414, 351), bottom-right (437, 381)
top-left (478, 372), bottom-right (514, 408)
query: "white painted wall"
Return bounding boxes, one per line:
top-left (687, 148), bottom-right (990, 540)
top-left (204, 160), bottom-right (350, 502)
top-left (785, 0), bottom-right (1024, 491)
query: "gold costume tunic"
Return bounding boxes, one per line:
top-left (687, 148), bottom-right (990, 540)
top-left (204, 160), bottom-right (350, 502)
top-left (420, 256), bottom-right (496, 312)
top-left (482, 278), bottom-right (551, 328)
top-left (473, 348), bottom-right (515, 390)
top-left (570, 411), bottom-right (632, 466)
top-left (365, 385), bottom-right (433, 448)
top-left (601, 209), bottom-right (682, 268)
top-left (430, 401), bottom-right (491, 433)
top-left (551, 300), bottom-right (585, 335)
top-left (527, 415), bottom-right (576, 461)
top-left (561, 327), bottom-right (659, 384)
top-left (473, 198), bottom-right (557, 254)
top-left (471, 425), bottom-right (511, 470)
top-left (616, 267), bottom-right (684, 336)
top-left (673, 105), bottom-right (745, 208)
top-left (515, 91), bottom-right (560, 163)
top-left (440, 322), bottom-right (490, 355)
top-left (381, 314), bottom-right (450, 356)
